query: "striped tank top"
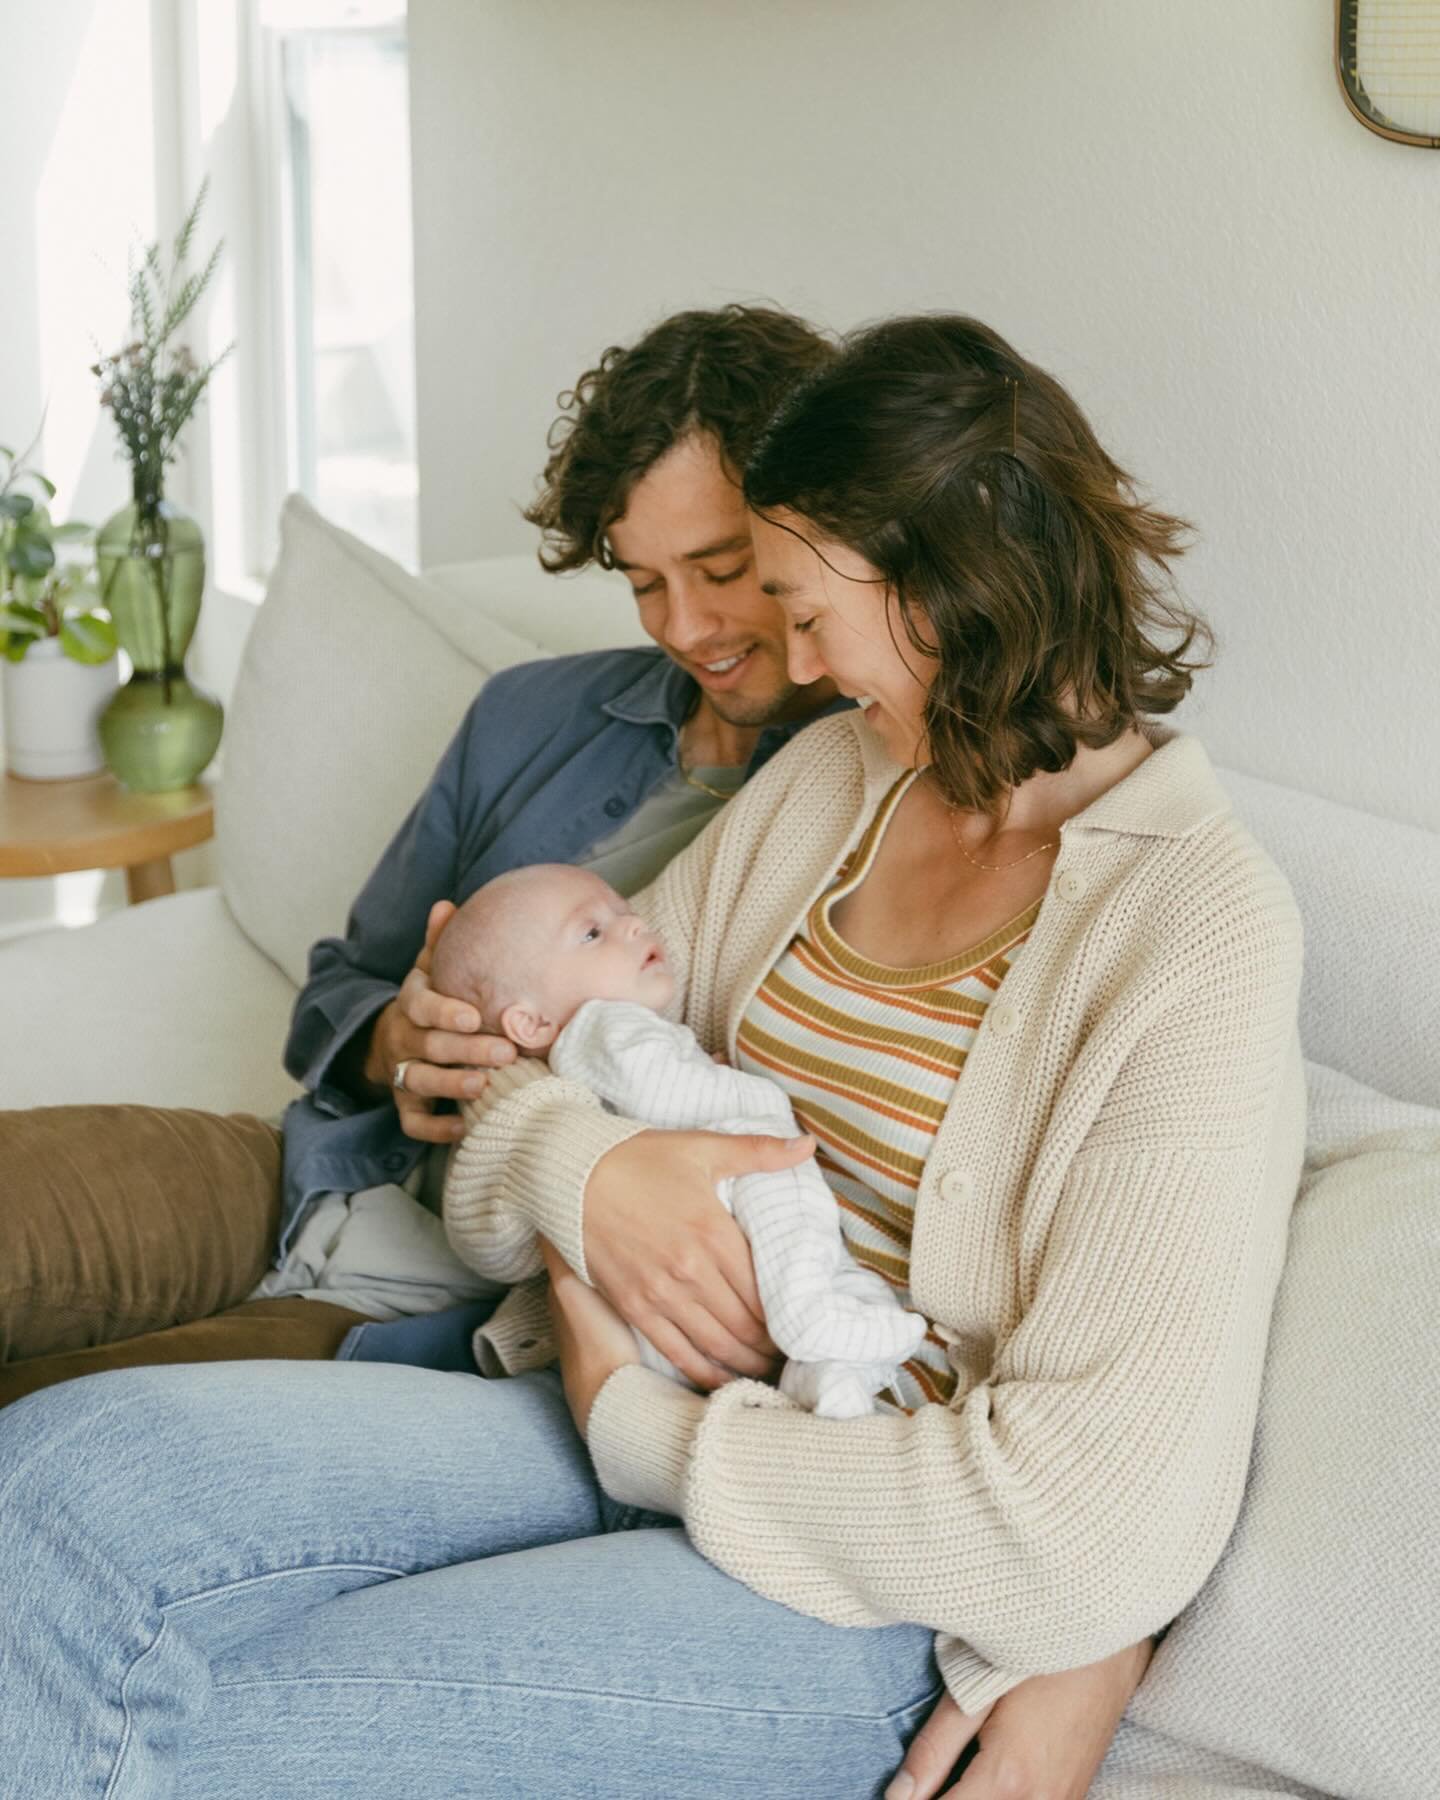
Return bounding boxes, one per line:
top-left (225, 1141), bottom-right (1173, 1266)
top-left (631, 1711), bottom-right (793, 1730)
top-left (734, 769), bottom-right (1043, 1413)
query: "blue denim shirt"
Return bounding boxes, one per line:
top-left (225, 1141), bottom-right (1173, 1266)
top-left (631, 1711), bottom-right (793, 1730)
top-left (279, 645), bottom-right (848, 1256)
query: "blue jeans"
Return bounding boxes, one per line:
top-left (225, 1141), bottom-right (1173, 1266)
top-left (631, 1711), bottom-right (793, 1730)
top-left (0, 1360), bottom-right (940, 1797)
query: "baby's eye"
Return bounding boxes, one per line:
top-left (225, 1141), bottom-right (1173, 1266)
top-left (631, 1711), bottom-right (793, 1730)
top-left (790, 616), bottom-right (817, 636)
top-left (581, 925), bottom-right (601, 944)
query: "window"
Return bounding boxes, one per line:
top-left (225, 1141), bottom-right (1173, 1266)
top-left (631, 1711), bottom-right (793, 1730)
top-left (183, 0), bottom-right (418, 584)
top-left (263, 1), bottom-right (418, 566)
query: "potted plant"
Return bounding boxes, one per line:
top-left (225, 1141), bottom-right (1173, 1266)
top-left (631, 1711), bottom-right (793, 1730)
top-left (0, 439), bottom-right (118, 781)
top-left (91, 180), bottom-right (230, 792)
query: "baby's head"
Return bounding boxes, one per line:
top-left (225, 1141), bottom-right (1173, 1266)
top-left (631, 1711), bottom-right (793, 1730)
top-left (430, 864), bottom-right (674, 1054)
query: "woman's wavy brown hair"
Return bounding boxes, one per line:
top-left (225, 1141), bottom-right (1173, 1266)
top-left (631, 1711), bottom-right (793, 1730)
top-left (744, 314), bottom-right (1215, 823)
top-left (524, 304), bottom-right (835, 573)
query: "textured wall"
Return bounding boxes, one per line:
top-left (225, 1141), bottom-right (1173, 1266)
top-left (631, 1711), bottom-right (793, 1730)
top-left (410, 0), bottom-right (1440, 830)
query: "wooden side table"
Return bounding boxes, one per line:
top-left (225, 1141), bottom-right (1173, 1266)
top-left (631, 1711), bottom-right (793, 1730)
top-left (0, 770), bottom-right (215, 904)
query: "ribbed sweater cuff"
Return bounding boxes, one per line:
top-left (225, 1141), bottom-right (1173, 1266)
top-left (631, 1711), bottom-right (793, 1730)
top-left (472, 1278), bottom-right (554, 1377)
top-left (933, 1635), bottom-right (1025, 1717)
top-left (444, 1078), bottom-right (650, 1286)
top-left (587, 1364), bottom-right (704, 1516)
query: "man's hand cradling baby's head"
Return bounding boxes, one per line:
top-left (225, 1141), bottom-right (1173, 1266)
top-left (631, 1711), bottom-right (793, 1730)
top-left (430, 865), bottom-right (673, 1056)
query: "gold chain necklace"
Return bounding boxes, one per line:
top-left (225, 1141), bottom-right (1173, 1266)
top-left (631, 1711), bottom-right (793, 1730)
top-left (680, 764), bottom-right (737, 802)
top-left (679, 706), bottom-right (743, 801)
top-left (946, 803), bottom-right (1060, 873)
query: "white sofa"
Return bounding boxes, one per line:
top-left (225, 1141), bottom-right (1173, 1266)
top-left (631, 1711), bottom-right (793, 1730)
top-left (3, 495), bottom-right (1437, 1798)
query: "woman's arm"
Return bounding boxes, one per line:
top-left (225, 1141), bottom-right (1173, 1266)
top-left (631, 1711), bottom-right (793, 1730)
top-left (583, 909), bottom-right (1305, 1717)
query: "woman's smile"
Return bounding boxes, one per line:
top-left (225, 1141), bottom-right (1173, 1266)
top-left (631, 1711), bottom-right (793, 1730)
top-left (748, 509), bottom-right (934, 766)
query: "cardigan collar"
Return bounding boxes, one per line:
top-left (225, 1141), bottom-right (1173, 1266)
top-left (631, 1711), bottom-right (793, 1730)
top-left (850, 716), bottom-right (1230, 843)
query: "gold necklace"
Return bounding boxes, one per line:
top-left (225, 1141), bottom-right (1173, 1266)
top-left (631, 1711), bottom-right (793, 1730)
top-left (680, 763), bottom-right (737, 802)
top-left (678, 706), bottom-right (744, 801)
top-left (946, 803), bottom-right (1060, 873)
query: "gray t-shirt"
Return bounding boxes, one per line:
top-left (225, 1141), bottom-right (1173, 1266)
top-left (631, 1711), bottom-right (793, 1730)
top-left (573, 761), bottom-right (746, 897)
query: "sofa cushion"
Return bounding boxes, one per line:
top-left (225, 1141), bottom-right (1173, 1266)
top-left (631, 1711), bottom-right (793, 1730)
top-left (0, 889), bottom-right (299, 1115)
top-left (1216, 765), bottom-right (1440, 1110)
top-left (1109, 1123), bottom-right (1440, 1800)
top-left (217, 496), bottom-right (542, 988)
top-left (1303, 1057), bottom-right (1440, 1159)
top-left (423, 554), bottom-right (645, 658)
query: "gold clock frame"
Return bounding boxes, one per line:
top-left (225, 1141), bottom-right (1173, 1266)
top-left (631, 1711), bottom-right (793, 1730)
top-left (1336, 0), bottom-right (1440, 147)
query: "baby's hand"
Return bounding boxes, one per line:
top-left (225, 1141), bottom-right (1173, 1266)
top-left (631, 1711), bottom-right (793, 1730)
top-left (710, 1050), bottom-right (730, 1066)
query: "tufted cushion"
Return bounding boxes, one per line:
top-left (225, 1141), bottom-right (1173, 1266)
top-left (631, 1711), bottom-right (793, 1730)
top-left (217, 496), bottom-right (541, 987)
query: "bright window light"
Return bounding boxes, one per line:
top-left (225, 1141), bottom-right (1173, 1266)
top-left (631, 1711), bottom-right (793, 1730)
top-left (262, 2), bottom-right (416, 567)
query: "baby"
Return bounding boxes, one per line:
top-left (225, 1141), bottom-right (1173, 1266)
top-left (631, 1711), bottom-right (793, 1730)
top-left (433, 864), bottom-right (926, 1419)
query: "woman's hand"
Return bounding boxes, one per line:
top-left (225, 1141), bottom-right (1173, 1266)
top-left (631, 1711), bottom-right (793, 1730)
top-left (583, 1129), bottom-right (814, 1391)
top-left (541, 1238), bottom-right (641, 1438)
top-left (887, 1637), bottom-right (1154, 1800)
top-left (361, 899), bottom-right (518, 1143)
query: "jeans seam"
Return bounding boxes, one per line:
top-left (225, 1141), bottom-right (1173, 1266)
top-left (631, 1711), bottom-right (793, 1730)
top-left (162, 1560), bottom-right (409, 1613)
top-left (107, 1616), bottom-right (169, 1800)
top-left (209, 1672), bottom-right (923, 1723)
top-left (99, 1564), bottom-right (409, 1794)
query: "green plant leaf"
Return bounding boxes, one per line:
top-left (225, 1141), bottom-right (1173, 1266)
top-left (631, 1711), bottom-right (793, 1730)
top-left (0, 493), bottom-right (34, 521)
top-left (7, 534), bottom-right (55, 577)
top-left (49, 519), bottom-right (94, 542)
top-left (59, 612), bottom-right (118, 664)
top-left (31, 473), bottom-right (57, 499)
top-left (1, 635), bottom-right (32, 662)
top-left (0, 602), bottom-right (47, 637)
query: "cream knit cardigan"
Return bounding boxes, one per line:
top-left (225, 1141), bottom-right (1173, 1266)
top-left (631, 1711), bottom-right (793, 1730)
top-left (444, 712), bottom-right (1307, 1716)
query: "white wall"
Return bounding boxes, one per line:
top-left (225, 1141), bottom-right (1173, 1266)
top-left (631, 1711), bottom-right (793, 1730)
top-left (410, 0), bottom-right (1440, 833)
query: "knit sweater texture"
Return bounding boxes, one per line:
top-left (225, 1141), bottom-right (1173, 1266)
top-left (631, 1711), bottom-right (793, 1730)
top-left (443, 712), bottom-right (1307, 1715)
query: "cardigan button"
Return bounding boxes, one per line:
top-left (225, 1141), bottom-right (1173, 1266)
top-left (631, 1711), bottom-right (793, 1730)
top-left (603, 795), bottom-right (626, 818)
top-left (938, 1170), bottom-right (975, 1205)
top-left (1057, 870), bottom-right (1085, 901)
top-left (988, 1002), bottom-right (1019, 1039)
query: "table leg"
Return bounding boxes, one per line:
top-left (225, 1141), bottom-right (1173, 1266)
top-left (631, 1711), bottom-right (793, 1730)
top-left (125, 857), bottom-right (176, 905)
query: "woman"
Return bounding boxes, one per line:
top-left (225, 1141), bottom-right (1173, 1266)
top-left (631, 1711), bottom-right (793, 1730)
top-left (0, 316), bottom-right (1305, 1798)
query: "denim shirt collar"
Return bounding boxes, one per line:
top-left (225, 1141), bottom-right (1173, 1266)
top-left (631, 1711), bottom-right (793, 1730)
top-left (601, 649), bottom-right (854, 771)
top-left (600, 651), bottom-right (694, 729)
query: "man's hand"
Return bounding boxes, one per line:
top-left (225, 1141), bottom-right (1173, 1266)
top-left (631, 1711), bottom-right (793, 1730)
top-left (541, 1238), bottom-right (641, 1438)
top-left (361, 900), bottom-right (518, 1144)
top-left (886, 1636), bottom-right (1155, 1800)
top-left (583, 1129), bottom-right (815, 1390)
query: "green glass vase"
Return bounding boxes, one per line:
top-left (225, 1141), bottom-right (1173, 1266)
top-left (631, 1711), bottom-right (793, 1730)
top-left (95, 498), bottom-right (223, 792)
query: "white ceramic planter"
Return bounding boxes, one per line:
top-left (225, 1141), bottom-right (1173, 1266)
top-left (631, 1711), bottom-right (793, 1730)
top-left (1, 636), bottom-right (120, 780)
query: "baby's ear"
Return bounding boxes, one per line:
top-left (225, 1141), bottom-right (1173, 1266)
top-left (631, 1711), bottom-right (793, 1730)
top-left (499, 1002), bottom-right (556, 1052)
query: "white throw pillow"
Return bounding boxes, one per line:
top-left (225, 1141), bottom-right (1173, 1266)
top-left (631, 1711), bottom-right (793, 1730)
top-left (1119, 1126), bottom-right (1440, 1800)
top-left (1303, 1058), bottom-right (1440, 1161)
top-left (218, 495), bottom-right (542, 987)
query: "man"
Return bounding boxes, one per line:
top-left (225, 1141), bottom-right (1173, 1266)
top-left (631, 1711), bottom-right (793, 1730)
top-left (0, 304), bottom-right (844, 1404)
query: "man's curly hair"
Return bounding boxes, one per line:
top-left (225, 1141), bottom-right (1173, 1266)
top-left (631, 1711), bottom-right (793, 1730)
top-left (524, 304), bottom-right (834, 574)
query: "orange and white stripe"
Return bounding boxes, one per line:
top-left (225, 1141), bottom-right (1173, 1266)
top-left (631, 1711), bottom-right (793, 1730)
top-left (736, 771), bottom-right (1041, 1413)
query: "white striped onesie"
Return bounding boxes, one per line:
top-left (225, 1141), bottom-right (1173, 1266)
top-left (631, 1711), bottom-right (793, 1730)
top-left (548, 998), bottom-right (927, 1419)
